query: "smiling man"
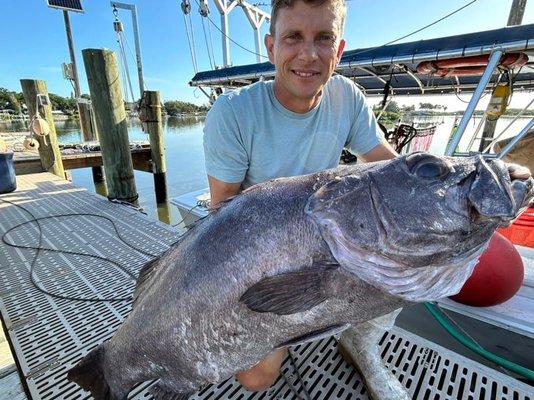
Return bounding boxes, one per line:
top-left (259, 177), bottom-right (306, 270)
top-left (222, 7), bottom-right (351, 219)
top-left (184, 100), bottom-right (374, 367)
top-left (203, 0), bottom-right (404, 396)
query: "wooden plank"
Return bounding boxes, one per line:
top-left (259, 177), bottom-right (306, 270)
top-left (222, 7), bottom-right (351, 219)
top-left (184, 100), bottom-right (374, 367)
top-left (0, 371), bottom-right (27, 400)
top-left (0, 320), bottom-right (26, 400)
top-left (14, 148), bottom-right (152, 175)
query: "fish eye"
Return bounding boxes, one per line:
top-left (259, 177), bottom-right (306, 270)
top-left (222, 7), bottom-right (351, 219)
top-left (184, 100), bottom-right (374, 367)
top-left (405, 153), bottom-right (450, 180)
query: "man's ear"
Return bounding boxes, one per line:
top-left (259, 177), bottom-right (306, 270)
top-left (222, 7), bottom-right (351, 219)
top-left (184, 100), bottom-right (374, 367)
top-left (336, 39), bottom-right (346, 63)
top-left (265, 34), bottom-right (275, 64)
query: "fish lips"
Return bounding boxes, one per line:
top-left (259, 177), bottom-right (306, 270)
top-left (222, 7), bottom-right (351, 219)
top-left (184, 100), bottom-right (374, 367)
top-left (467, 157), bottom-right (534, 225)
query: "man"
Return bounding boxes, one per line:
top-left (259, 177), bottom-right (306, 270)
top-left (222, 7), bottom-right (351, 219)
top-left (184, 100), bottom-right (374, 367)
top-left (203, 0), bottom-right (407, 398)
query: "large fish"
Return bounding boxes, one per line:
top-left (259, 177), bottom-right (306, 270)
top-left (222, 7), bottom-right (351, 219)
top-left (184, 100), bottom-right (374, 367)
top-left (68, 153), bottom-right (533, 400)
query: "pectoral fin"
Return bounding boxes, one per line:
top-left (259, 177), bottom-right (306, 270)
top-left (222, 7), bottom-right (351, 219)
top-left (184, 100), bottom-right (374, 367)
top-left (240, 263), bottom-right (338, 315)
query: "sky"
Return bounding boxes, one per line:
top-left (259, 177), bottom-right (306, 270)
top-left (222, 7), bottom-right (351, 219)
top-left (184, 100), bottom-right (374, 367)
top-left (1, 0), bottom-right (533, 110)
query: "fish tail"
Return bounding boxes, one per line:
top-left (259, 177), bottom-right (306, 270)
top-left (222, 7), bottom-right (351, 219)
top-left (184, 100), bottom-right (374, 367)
top-left (67, 344), bottom-right (125, 400)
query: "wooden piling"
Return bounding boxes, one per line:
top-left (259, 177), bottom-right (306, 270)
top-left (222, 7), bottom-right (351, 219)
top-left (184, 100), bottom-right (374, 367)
top-left (20, 79), bottom-right (65, 179)
top-left (141, 90), bottom-right (167, 203)
top-left (78, 100), bottom-right (105, 184)
top-left (82, 49), bottom-right (138, 204)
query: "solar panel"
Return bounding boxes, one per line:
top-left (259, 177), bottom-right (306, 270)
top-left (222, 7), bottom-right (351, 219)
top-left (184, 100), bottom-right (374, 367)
top-left (46, 0), bottom-right (84, 13)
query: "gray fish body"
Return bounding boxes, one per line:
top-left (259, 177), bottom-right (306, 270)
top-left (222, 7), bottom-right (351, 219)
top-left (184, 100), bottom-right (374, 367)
top-left (67, 153), bottom-right (534, 399)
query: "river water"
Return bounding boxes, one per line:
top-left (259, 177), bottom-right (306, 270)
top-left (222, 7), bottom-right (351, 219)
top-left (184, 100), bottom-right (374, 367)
top-left (4, 114), bottom-right (531, 225)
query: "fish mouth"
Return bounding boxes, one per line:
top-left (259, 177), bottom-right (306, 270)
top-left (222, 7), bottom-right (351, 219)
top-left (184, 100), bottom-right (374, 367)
top-left (466, 157), bottom-right (534, 225)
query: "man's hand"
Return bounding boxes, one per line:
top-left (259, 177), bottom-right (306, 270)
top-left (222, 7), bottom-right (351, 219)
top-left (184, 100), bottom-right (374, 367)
top-left (359, 142), bottom-right (398, 163)
top-left (208, 175), bottom-right (242, 208)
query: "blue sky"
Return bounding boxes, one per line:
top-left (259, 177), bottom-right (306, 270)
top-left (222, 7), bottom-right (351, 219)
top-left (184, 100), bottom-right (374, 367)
top-left (1, 0), bottom-right (533, 107)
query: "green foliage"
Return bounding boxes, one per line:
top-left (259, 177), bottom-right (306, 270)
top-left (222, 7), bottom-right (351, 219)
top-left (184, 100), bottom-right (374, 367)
top-left (164, 100), bottom-right (209, 116)
top-left (48, 93), bottom-right (77, 115)
top-left (419, 102), bottom-right (447, 111)
top-left (505, 108), bottom-right (534, 116)
top-left (0, 87), bottom-right (22, 114)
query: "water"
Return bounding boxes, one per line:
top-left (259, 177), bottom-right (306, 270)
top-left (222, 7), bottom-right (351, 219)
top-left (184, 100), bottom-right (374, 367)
top-left (55, 117), bottom-right (208, 226)
top-left (12, 114), bottom-right (532, 225)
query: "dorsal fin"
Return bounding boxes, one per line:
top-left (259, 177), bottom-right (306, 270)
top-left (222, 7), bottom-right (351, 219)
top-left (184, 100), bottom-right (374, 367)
top-left (132, 246), bottom-right (176, 307)
top-left (132, 219), bottom-right (206, 306)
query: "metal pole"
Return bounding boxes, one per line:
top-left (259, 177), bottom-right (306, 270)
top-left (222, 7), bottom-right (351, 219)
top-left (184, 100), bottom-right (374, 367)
top-left (497, 118), bottom-right (534, 159)
top-left (63, 11), bottom-right (81, 98)
top-left (253, 27), bottom-right (261, 63)
top-left (221, 9), bottom-right (230, 67)
top-left (507, 0), bottom-right (527, 26)
top-left (110, 2), bottom-right (145, 99)
top-left (130, 5), bottom-right (144, 97)
top-left (445, 50), bottom-right (503, 156)
top-left (482, 96), bottom-right (534, 153)
top-left (476, 0), bottom-right (527, 151)
top-left (63, 10), bottom-right (91, 141)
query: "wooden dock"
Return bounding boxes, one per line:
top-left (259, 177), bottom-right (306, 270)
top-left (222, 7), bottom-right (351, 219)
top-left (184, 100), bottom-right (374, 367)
top-left (12, 148), bottom-right (153, 175)
top-left (0, 173), bottom-right (532, 400)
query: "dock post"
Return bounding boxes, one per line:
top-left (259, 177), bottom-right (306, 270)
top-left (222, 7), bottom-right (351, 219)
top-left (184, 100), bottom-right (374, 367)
top-left (141, 90), bottom-right (167, 203)
top-left (82, 49), bottom-right (138, 204)
top-left (78, 100), bottom-right (105, 183)
top-left (20, 79), bottom-right (65, 179)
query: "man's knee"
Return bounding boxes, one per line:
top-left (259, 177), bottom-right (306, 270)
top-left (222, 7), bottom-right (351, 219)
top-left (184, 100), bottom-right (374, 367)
top-left (236, 369), bottom-right (279, 392)
top-left (236, 348), bottom-right (287, 391)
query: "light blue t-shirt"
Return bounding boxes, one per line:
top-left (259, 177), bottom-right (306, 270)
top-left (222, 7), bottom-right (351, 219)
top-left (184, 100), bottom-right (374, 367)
top-left (203, 75), bottom-right (385, 188)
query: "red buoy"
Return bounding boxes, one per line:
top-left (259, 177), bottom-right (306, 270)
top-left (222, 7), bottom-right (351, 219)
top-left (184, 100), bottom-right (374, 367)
top-left (450, 232), bottom-right (524, 307)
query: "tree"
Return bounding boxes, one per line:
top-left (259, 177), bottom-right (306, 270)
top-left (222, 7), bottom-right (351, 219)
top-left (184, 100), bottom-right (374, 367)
top-left (0, 87), bottom-right (22, 113)
top-left (164, 100), bottom-right (208, 116)
top-left (419, 102), bottom-right (436, 109)
top-left (48, 93), bottom-right (77, 115)
top-left (384, 100), bottom-right (400, 114)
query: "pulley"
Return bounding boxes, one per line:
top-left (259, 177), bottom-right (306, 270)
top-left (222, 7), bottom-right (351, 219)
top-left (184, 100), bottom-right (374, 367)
top-left (114, 20), bottom-right (123, 32)
top-left (199, 0), bottom-right (210, 17)
top-left (30, 116), bottom-right (51, 146)
top-left (181, 0), bottom-right (191, 15)
top-left (112, 4), bottom-right (123, 32)
top-left (23, 137), bottom-right (40, 151)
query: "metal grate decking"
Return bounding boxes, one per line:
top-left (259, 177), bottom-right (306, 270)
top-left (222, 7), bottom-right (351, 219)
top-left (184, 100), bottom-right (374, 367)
top-left (0, 173), bottom-right (532, 400)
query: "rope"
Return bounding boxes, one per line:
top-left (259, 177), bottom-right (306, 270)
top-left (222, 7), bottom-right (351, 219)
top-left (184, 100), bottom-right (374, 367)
top-left (350, 0), bottom-right (479, 58)
top-left (182, 0), bottom-right (199, 73)
top-left (202, 17), bottom-right (215, 69)
top-left (117, 31), bottom-right (136, 102)
top-left (192, 0), bottom-right (268, 60)
top-left (0, 197), bottom-right (162, 303)
top-left (121, 26), bottom-right (150, 92)
top-left (206, 14), bottom-right (217, 68)
top-left (288, 348), bottom-right (312, 400)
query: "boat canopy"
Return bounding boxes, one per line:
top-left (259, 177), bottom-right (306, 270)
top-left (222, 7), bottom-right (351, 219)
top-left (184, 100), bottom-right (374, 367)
top-left (189, 23), bottom-right (534, 95)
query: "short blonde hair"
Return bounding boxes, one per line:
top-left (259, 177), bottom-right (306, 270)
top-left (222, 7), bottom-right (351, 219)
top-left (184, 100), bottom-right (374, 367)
top-left (269, 0), bottom-right (347, 37)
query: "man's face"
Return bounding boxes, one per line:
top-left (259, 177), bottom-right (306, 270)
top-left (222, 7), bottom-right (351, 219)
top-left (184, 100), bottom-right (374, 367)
top-left (265, 0), bottom-right (345, 113)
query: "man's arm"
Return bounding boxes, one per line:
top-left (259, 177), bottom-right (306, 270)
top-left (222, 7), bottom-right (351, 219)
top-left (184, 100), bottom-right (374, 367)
top-left (359, 142), bottom-right (398, 163)
top-left (208, 175), bottom-right (242, 208)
